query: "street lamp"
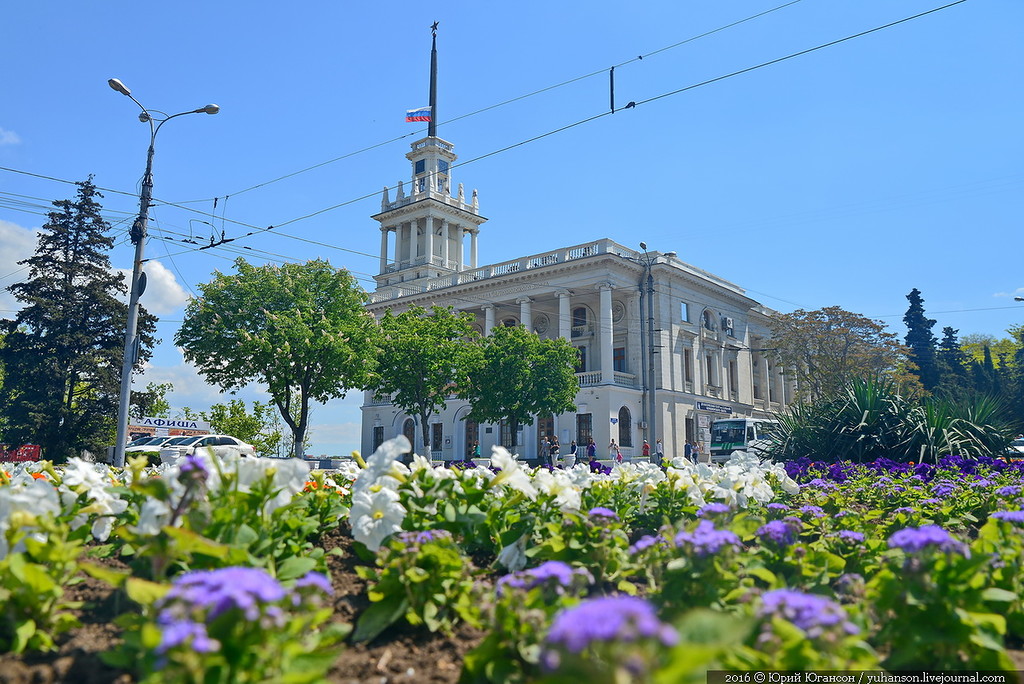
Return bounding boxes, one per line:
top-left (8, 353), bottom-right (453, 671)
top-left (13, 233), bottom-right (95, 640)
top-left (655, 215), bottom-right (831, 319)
top-left (108, 78), bottom-right (219, 467)
top-left (1015, 297), bottom-right (1024, 302)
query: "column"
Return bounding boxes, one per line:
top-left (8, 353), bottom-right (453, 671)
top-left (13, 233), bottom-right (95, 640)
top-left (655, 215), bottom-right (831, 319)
top-left (440, 219), bottom-right (450, 269)
top-left (425, 216), bottom-right (434, 266)
top-left (483, 304), bottom-right (495, 336)
top-left (518, 297), bottom-right (533, 332)
top-left (457, 227), bottom-right (466, 271)
top-left (599, 284), bottom-right (614, 384)
top-left (557, 290), bottom-right (571, 340)
top-left (379, 227), bottom-right (388, 273)
top-left (470, 230), bottom-right (478, 269)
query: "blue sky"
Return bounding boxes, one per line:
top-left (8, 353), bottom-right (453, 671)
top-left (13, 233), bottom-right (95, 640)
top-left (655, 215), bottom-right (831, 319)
top-left (1, 0), bottom-right (1021, 456)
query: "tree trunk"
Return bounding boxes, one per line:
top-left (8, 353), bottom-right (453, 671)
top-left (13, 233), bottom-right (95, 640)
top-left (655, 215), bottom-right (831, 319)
top-left (419, 411), bottom-right (431, 458)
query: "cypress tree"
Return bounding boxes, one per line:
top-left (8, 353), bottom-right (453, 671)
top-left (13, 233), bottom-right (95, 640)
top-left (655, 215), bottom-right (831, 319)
top-left (903, 288), bottom-right (940, 392)
top-left (0, 179), bottom-right (156, 461)
top-left (935, 327), bottom-right (971, 399)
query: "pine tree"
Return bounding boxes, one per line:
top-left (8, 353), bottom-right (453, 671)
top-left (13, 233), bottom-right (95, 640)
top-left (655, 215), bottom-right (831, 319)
top-left (935, 326), bottom-right (971, 399)
top-left (0, 179), bottom-right (156, 461)
top-left (903, 288), bottom-right (940, 392)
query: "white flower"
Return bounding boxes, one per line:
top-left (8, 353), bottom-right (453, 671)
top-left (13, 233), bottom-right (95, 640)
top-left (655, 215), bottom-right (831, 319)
top-left (354, 436), bottom-right (410, 493)
top-left (349, 487), bottom-right (406, 551)
top-left (132, 498), bottom-right (172, 536)
top-left (532, 469), bottom-right (582, 512)
top-left (496, 534), bottom-right (529, 572)
top-left (489, 447), bottom-right (538, 500)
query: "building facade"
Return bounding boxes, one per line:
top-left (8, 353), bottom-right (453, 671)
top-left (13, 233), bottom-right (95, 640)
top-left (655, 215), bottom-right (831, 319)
top-left (359, 132), bottom-right (793, 462)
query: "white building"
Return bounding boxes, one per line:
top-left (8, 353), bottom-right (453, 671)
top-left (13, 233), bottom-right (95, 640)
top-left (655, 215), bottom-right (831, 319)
top-left (359, 127), bottom-right (794, 462)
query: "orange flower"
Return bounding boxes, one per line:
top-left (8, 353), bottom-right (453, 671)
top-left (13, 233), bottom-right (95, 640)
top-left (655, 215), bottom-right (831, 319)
top-left (31, 472), bottom-right (48, 480)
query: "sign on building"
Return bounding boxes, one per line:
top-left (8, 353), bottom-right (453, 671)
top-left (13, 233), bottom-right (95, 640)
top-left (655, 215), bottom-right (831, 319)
top-left (695, 401), bottom-right (731, 415)
top-left (128, 416), bottom-right (212, 440)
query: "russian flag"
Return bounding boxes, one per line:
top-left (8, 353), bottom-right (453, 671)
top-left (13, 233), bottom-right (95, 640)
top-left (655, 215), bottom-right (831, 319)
top-left (405, 106), bottom-right (431, 122)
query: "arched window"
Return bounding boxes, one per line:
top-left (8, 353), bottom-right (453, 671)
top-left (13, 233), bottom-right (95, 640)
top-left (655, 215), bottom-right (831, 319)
top-left (502, 317), bottom-right (518, 327)
top-left (463, 418), bottom-right (479, 460)
top-left (702, 310), bottom-right (715, 330)
top-left (572, 307), bottom-right (587, 328)
top-left (618, 406), bottom-right (632, 447)
top-left (402, 418), bottom-right (416, 452)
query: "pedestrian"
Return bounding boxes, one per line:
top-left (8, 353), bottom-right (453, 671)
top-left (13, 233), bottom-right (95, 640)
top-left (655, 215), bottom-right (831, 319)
top-left (550, 436), bottom-right (560, 466)
top-left (684, 440), bottom-right (693, 461)
top-left (566, 440), bottom-right (578, 468)
top-left (472, 440), bottom-right (480, 460)
top-left (539, 437), bottom-right (550, 468)
top-left (655, 438), bottom-right (664, 466)
top-left (609, 439), bottom-right (621, 462)
top-left (695, 441), bottom-right (708, 463)
top-left (587, 438), bottom-right (597, 461)
top-left (642, 439), bottom-right (650, 462)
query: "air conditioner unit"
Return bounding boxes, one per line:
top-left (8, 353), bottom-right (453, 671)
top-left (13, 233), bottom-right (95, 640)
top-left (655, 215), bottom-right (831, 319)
top-left (723, 316), bottom-right (734, 329)
top-left (638, 421), bottom-right (648, 429)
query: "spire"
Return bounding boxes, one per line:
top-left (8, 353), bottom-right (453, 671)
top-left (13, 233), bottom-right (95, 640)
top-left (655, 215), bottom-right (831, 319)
top-left (428, 21), bottom-right (439, 138)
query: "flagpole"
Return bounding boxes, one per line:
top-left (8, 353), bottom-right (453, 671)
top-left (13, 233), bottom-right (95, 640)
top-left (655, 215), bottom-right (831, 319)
top-left (428, 21), bottom-right (438, 137)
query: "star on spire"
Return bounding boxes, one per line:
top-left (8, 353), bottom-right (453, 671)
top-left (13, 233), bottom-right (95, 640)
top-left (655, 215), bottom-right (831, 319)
top-left (431, 21), bottom-right (439, 36)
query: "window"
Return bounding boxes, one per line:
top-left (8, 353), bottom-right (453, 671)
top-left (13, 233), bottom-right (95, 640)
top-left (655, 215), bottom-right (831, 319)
top-left (729, 360), bottom-right (738, 393)
top-left (437, 159), bottom-right (449, 174)
top-left (431, 423), bottom-right (443, 452)
top-left (680, 302), bottom-right (690, 322)
top-left (684, 349), bottom-right (694, 383)
top-left (500, 420), bottom-right (515, 448)
top-left (613, 347), bottom-right (626, 373)
top-left (415, 159), bottom-right (426, 174)
top-left (572, 307), bottom-right (587, 328)
top-left (537, 414), bottom-right (553, 454)
top-left (463, 418), bottom-right (478, 458)
top-left (403, 418), bottom-right (416, 448)
top-left (618, 406), bottom-right (632, 447)
top-left (372, 426), bottom-right (385, 453)
top-left (502, 317), bottom-right (518, 327)
top-left (576, 413), bottom-right (593, 447)
top-left (575, 346), bottom-right (587, 373)
top-left (705, 354), bottom-right (717, 386)
top-left (702, 310), bottom-right (715, 330)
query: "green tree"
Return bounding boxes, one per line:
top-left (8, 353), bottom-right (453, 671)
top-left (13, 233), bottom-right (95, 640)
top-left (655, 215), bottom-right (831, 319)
top-left (0, 179), bottom-right (156, 461)
top-left (766, 306), bottom-right (911, 401)
top-left (935, 327), bottom-right (972, 400)
top-left (129, 381), bottom-right (173, 420)
top-left (175, 258), bottom-right (377, 458)
top-left (903, 288), bottom-right (940, 392)
top-left (201, 399), bottom-right (282, 458)
top-left (370, 305), bottom-right (479, 454)
top-left (460, 325), bottom-right (579, 449)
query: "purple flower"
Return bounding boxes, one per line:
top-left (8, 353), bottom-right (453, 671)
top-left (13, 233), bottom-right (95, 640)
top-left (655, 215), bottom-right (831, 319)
top-left (835, 530), bottom-right (865, 544)
top-left (887, 525), bottom-right (969, 557)
top-left (628, 535), bottom-right (663, 555)
top-left (931, 483), bottom-right (956, 497)
top-left (496, 561), bottom-right (593, 596)
top-left (799, 505), bottom-right (825, 518)
top-left (920, 498), bottom-right (942, 506)
top-left (545, 596), bottom-right (678, 655)
top-left (757, 519), bottom-right (799, 548)
top-left (969, 479), bottom-right (993, 489)
top-left (893, 506), bottom-right (915, 515)
top-left (991, 510), bottom-right (1024, 524)
top-left (674, 520), bottom-right (741, 557)
top-left (766, 503), bottom-right (790, 512)
top-left (159, 567), bottom-right (287, 622)
top-left (996, 485), bottom-right (1022, 497)
top-left (294, 571), bottom-right (333, 596)
top-left (588, 507), bottom-right (619, 522)
top-left (155, 619), bottom-right (218, 656)
top-left (697, 503), bottom-right (732, 517)
top-left (806, 478), bottom-right (837, 491)
top-left (760, 589), bottom-right (859, 638)
top-left (178, 454), bottom-right (209, 482)
top-left (395, 529), bottom-right (452, 548)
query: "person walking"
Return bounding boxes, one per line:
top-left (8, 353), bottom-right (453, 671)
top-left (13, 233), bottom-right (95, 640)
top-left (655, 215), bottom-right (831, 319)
top-left (566, 440), bottom-right (578, 468)
top-left (539, 437), bottom-right (550, 468)
top-left (655, 438), bottom-right (664, 466)
top-left (642, 439), bottom-right (651, 462)
top-left (609, 439), bottom-right (621, 462)
top-left (586, 438), bottom-right (597, 462)
top-left (550, 436), bottom-right (560, 466)
top-left (684, 440), bottom-right (693, 461)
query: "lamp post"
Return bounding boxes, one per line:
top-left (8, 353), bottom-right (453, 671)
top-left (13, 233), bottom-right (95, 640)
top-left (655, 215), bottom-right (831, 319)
top-left (634, 243), bottom-right (675, 459)
top-left (108, 78), bottom-right (219, 467)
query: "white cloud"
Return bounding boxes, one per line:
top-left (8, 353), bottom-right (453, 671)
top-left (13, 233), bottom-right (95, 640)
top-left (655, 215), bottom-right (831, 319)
top-left (993, 288), bottom-right (1024, 299)
top-left (0, 127), bottom-right (21, 146)
top-left (0, 220), bottom-right (39, 319)
top-left (131, 260), bottom-right (189, 315)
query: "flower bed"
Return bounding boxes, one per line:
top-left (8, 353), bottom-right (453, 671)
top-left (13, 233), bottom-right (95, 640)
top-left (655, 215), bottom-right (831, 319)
top-left (1, 439), bottom-right (1023, 682)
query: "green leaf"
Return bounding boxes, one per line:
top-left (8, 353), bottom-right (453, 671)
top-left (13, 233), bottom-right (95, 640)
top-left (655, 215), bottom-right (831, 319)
top-left (162, 526), bottom-right (230, 559)
top-left (981, 587), bottom-right (1017, 603)
top-left (126, 578), bottom-right (170, 607)
top-left (79, 561), bottom-right (131, 588)
top-left (352, 596), bottom-right (408, 643)
top-left (11, 619), bottom-right (36, 654)
top-left (276, 555), bottom-right (318, 582)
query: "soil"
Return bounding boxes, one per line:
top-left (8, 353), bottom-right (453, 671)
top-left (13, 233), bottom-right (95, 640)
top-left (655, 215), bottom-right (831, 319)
top-left (0, 529), bottom-right (486, 684)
